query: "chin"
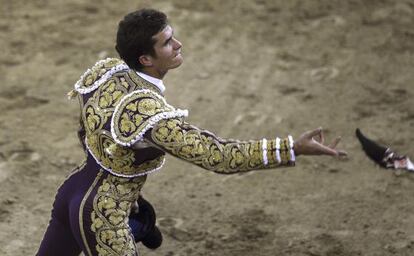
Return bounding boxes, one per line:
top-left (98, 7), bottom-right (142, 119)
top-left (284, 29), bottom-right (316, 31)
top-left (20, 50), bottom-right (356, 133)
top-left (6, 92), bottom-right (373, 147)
top-left (171, 59), bottom-right (183, 69)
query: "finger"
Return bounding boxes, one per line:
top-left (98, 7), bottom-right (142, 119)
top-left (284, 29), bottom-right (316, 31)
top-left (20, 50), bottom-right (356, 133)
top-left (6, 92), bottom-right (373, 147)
top-left (313, 130), bottom-right (324, 144)
top-left (328, 136), bottom-right (341, 149)
top-left (306, 127), bottom-right (323, 139)
top-left (336, 150), bottom-right (348, 157)
top-left (319, 130), bottom-right (325, 144)
top-left (314, 143), bottom-right (339, 156)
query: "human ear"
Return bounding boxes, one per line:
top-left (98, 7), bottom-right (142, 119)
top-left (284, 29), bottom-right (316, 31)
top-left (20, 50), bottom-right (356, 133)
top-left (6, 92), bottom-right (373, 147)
top-left (138, 55), bottom-right (153, 67)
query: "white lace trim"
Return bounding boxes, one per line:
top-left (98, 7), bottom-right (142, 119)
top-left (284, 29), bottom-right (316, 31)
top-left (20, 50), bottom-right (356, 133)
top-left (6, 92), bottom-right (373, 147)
top-left (74, 59), bottom-right (129, 94)
top-left (262, 138), bottom-right (268, 166)
top-left (406, 158), bottom-right (414, 171)
top-left (111, 89), bottom-right (189, 147)
top-left (84, 136), bottom-right (165, 178)
top-left (288, 135), bottom-right (295, 162)
top-left (275, 137), bottom-right (281, 163)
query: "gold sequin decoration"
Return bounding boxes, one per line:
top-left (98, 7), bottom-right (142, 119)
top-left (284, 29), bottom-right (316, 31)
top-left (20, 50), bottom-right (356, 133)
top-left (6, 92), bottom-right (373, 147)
top-left (150, 118), bottom-right (292, 173)
top-left (78, 64), bottom-right (167, 177)
top-left (86, 131), bottom-right (164, 177)
top-left (82, 75), bottom-right (130, 135)
top-left (78, 58), bottom-right (124, 91)
top-left (98, 79), bottom-right (126, 110)
top-left (111, 90), bottom-right (176, 145)
top-left (91, 174), bottom-right (146, 255)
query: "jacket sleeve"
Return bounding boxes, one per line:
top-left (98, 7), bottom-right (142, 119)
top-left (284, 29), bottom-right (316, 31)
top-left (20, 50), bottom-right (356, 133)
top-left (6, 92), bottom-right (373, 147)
top-left (144, 118), bottom-right (295, 174)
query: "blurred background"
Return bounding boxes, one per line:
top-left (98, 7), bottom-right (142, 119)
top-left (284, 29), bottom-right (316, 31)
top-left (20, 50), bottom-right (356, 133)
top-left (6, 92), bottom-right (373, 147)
top-left (0, 0), bottom-right (413, 255)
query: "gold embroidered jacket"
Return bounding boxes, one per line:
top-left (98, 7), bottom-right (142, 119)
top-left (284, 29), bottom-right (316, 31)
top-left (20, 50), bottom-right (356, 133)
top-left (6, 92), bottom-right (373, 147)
top-left (146, 119), bottom-right (294, 174)
top-left (72, 58), bottom-right (294, 178)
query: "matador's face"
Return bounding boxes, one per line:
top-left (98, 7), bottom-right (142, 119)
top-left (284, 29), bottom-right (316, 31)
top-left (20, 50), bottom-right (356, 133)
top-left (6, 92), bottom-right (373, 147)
top-left (150, 25), bottom-right (183, 74)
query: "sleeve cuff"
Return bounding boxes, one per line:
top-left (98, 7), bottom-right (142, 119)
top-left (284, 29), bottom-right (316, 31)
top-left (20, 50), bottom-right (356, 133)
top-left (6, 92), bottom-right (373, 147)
top-left (268, 136), bottom-right (295, 166)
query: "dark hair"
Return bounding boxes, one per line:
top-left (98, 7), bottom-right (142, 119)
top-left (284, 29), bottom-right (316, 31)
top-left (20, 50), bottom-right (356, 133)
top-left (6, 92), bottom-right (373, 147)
top-left (116, 9), bottom-right (168, 71)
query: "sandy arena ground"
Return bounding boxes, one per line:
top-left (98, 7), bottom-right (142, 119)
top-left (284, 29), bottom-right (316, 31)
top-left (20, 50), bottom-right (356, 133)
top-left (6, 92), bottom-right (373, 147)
top-left (1, 0), bottom-right (414, 255)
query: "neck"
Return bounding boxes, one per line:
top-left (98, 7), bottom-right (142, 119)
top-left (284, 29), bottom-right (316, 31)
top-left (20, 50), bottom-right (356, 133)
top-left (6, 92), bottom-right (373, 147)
top-left (140, 67), bottom-right (167, 80)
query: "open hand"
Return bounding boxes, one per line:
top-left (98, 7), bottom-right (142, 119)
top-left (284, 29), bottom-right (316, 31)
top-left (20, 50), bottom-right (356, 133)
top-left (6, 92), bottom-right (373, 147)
top-left (294, 127), bottom-right (347, 157)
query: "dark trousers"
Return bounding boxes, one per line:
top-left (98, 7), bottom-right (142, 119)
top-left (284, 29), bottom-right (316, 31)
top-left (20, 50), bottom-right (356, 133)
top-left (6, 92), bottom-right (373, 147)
top-left (37, 157), bottom-right (154, 256)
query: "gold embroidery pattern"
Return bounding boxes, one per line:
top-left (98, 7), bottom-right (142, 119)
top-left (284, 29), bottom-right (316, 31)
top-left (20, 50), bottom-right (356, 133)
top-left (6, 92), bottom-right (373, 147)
top-left (279, 138), bottom-right (292, 165)
top-left (76, 58), bottom-right (124, 92)
top-left (111, 89), bottom-right (187, 146)
top-left (86, 131), bottom-right (165, 177)
top-left (77, 61), bottom-right (169, 177)
top-left (79, 169), bottom-right (104, 256)
top-left (84, 105), bottom-right (104, 133)
top-left (97, 78), bottom-right (128, 110)
top-left (91, 174), bottom-right (146, 256)
top-left (82, 75), bottom-right (130, 135)
top-left (150, 119), bottom-right (293, 174)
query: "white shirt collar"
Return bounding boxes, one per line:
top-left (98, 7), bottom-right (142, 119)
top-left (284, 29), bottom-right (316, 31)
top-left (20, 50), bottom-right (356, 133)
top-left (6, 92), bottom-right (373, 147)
top-left (136, 71), bottom-right (165, 93)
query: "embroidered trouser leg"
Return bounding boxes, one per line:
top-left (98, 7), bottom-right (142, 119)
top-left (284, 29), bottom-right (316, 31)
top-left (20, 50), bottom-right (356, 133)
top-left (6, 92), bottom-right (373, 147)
top-left (37, 159), bottom-right (147, 256)
top-left (80, 169), bottom-right (146, 256)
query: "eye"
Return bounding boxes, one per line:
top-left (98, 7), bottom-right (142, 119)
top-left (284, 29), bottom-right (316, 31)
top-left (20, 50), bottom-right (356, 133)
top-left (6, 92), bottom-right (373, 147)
top-left (164, 38), bottom-right (172, 46)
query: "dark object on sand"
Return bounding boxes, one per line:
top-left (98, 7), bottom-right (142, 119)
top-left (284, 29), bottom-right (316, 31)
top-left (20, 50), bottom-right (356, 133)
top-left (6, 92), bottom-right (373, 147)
top-left (129, 196), bottom-right (163, 249)
top-left (356, 128), bottom-right (413, 171)
top-left (355, 128), bottom-right (388, 167)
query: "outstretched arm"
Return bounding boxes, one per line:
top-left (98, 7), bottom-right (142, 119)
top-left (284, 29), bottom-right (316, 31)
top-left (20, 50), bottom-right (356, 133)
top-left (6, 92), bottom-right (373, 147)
top-left (144, 118), bottom-right (295, 174)
top-left (144, 118), bottom-right (346, 174)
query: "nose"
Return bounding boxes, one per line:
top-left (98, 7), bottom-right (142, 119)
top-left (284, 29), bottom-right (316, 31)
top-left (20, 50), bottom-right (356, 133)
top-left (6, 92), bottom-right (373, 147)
top-left (173, 37), bottom-right (182, 50)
